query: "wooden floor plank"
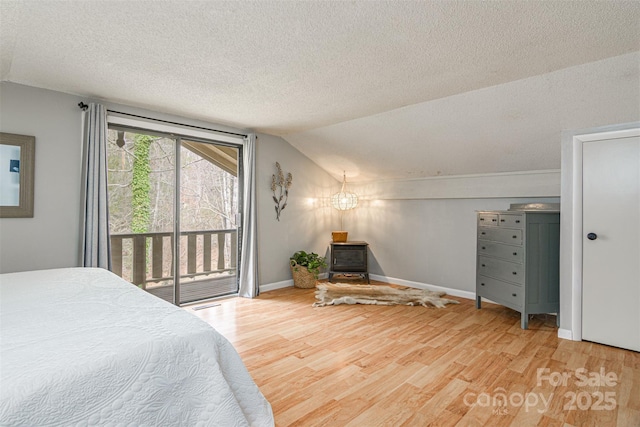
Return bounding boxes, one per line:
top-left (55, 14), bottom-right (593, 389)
top-left (188, 280), bottom-right (640, 426)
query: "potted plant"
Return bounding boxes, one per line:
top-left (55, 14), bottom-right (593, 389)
top-left (290, 250), bottom-right (327, 288)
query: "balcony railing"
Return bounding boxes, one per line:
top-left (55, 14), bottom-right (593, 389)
top-left (110, 229), bottom-right (237, 291)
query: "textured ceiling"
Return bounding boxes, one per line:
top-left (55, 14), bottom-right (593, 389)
top-left (286, 52), bottom-right (640, 181)
top-left (1, 1), bottom-right (639, 181)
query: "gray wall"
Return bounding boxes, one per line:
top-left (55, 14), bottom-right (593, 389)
top-left (346, 197), bottom-right (559, 295)
top-left (0, 83), bottom-right (84, 272)
top-left (0, 82), bottom-right (562, 306)
top-left (0, 82), bottom-right (339, 282)
top-left (255, 133), bottom-right (339, 285)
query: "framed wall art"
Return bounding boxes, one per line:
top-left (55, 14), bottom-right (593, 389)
top-left (0, 132), bottom-right (35, 218)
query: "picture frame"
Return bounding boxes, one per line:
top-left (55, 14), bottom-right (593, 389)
top-left (0, 132), bottom-right (35, 218)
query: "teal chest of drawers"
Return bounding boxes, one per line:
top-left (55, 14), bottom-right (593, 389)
top-left (475, 210), bottom-right (560, 329)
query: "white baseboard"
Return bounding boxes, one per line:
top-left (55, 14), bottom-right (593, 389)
top-left (259, 279), bottom-right (293, 293)
top-left (259, 273), bottom-right (328, 293)
top-left (557, 328), bottom-right (573, 340)
top-left (368, 274), bottom-right (476, 300)
top-left (260, 273), bottom-right (475, 299)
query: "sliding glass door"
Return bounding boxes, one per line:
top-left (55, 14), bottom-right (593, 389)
top-left (106, 127), bottom-right (241, 304)
top-left (177, 140), bottom-right (240, 303)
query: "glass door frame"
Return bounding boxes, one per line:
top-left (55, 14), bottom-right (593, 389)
top-left (107, 123), bottom-right (243, 305)
top-left (175, 135), bottom-right (243, 305)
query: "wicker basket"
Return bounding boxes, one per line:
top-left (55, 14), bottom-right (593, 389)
top-left (290, 260), bottom-right (318, 289)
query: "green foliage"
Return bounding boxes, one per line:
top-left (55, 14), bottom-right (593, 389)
top-left (131, 134), bottom-right (152, 233)
top-left (290, 250), bottom-right (327, 278)
top-left (107, 130), bottom-right (240, 236)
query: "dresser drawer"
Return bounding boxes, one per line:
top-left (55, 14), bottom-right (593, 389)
top-left (477, 241), bottom-right (524, 263)
top-left (477, 275), bottom-right (523, 309)
top-left (478, 227), bottom-right (523, 245)
top-left (478, 213), bottom-right (499, 226)
top-left (499, 214), bottom-right (524, 229)
top-left (478, 256), bottom-right (525, 285)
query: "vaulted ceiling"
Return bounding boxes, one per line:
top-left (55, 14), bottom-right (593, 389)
top-left (1, 1), bottom-right (639, 181)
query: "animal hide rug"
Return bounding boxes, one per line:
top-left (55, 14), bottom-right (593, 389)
top-left (313, 282), bottom-right (459, 308)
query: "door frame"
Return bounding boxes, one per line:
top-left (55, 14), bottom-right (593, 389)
top-left (174, 136), bottom-right (243, 305)
top-left (106, 114), bottom-right (245, 305)
top-left (565, 126), bottom-right (640, 342)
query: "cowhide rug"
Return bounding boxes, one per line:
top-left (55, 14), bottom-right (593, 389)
top-left (313, 282), bottom-right (459, 308)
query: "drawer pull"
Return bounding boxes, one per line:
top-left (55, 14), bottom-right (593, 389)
top-left (512, 235), bottom-right (517, 239)
top-left (492, 219), bottom-right (497, 222)
top-left (481, 232), bottom-right (486, 235)
top-left (480, 218), bottom-right (485, 221)
top-left (481, 246), bottom-right (486, 250)
top-left (512, 272), bottom-right (517, 275)
top-left (512, 293), bottom-right (517, 297)
top-left (481, 264), bottom-right (486, 267)
top-left (500, 219), bottom-right (505, 222)
top-left (513, 252), bottom-right (517, 256)
top-left (515, 220), bottom-right (521, 223)
top-left (481, 283), bottom-right (485, 286)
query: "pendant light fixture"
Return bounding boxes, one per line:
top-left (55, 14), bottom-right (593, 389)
top-left (331, 171), bottom-right (358, 211)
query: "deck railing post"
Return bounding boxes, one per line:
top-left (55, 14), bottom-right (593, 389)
top-left (132, 235), bottom-right (146, 288)
top-left (230, 231), bottom-right (237, 269)
top-left (203, 233), bottom-right (212, 272)
top-left (217, 233), bottom-right (225, 270)
top-left (187, 233), bottom-right (197, 274)
top-left (151, 235), bottom-right (164, 279)
top-left (111, 236), bottom-right (123, 277)
top-left (111, 229), bottom-right (237, 290)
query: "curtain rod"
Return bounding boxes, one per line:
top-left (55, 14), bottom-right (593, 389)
top-left (77, 102), bottom-right (248, 138)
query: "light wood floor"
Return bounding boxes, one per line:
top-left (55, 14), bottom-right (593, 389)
top-left (189, 280), bottom-right (640, 427)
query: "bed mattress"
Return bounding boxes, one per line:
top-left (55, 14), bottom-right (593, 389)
top-left (0, 267), bottom-right (273, 426)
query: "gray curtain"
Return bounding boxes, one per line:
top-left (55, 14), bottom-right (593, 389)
top-left (238, 133), bottom-right (258, 297)
top-left (80, 103), bottom-right (111, 269)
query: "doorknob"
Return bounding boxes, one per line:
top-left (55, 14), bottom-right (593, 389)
top-left (587, 233), bottom-right (598, 241)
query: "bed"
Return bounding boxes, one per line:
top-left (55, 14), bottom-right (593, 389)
top-left (0, 267), bottom-right (273, 426)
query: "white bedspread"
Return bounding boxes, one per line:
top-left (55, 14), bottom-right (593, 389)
top-left (0, 268), bottom-right (273, 426)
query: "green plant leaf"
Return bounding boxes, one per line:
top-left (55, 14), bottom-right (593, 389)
top-left (289, 250), bottom-right (327, 278)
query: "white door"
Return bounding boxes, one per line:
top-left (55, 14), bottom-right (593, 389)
top-left (582, 135), bottom-right (640, 352)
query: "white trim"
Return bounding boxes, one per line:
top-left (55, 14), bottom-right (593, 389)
top-left (107, 114), bottom-right (244, 145)
top-left (351, 169), bottom-right (561, 200)
top-left (557, 329), bottom-right (573, 340)
top-left (573, 128), bottom-right (640, 142)
top-left (357, 169), bottom-right (560, 185)
top-left (259, 273), bottom-right (329, 293)
top-left (369, 274), bottom-right (476, 300)
top-left (570, 135), bottom-right (584, 342)
top-left (569, 127), bottom-right (640, 342)
top-left (260, 279), bottom-right (293, 293)
top-left (258, 274), bottom-right (474, 299)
